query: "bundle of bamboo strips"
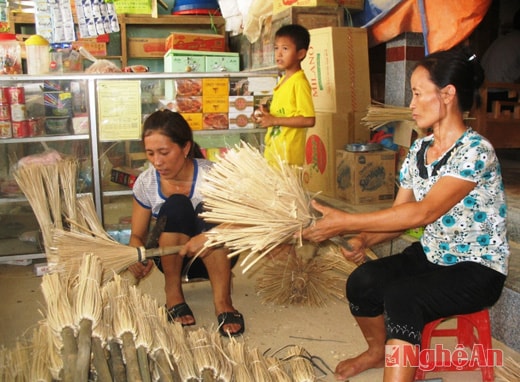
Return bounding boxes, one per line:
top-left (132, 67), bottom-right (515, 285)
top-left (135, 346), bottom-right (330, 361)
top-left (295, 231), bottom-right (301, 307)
top-left (227, 338), bottom-right (253, 381)
top-left (496, 357), bottom-right (520, 381)
top-left (361, 101), bottom-right (416, 131)
top-left (199, 142), bottom-right (315, 273)
top-left (74, 254), bottom-right (103, 382)
top-left (188, 327), bottom-right (221, 381)
top-left (40, 272), bottom-right (77, 382)
top-left (129, 287), bottom-right (154, 382)
top-left (75, 194), bottom-right (112, 239)
top-left (286, 345), bottom-right (316, 382)
top-left (7, 253), bottom-right (330, 381)
top-left (265, 357), bottom-right (292, 382)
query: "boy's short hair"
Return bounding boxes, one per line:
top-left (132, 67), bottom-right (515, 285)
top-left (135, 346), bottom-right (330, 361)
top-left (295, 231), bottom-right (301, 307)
top-left (275, 24), bottom-right (310, 51)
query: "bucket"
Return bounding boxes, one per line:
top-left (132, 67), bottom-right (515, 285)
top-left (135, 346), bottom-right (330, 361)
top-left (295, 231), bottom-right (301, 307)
top-left (172, 0), bottom-right (221, 15)
top-left (25, 35), bottom-right (50, 75)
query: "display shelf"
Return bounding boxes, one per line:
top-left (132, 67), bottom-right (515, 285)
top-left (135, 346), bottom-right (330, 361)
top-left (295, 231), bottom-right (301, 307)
top-left (9, 11), bottom-right (225, 68)
top-left (0, 72), bottom-right (276, 261)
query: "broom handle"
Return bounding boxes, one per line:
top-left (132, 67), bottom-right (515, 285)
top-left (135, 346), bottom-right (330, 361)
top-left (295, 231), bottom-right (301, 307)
top-left (136, 245), bottom-right (183, 261)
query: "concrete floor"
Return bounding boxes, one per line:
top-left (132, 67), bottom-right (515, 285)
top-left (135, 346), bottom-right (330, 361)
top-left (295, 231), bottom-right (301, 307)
top-left (1, 149), bottom-right (519, 381)
top-left (1, 253), bottom-right (519, 381)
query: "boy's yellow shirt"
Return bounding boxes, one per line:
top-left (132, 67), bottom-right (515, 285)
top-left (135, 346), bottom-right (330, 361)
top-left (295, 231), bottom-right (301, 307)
top-left (264, 69), bottom-right (315, 166)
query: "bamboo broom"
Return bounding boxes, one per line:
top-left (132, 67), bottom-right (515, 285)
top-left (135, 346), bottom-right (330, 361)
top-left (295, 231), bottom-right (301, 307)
top-left (188, 327), bottom-right (221, 381)
top-left (226, 338), bottom-right (252, 382)
top-left (48, 229), bottom-right (183, 284)
top-left (285, 345), bottom-right (316, 382)
top-left (210, 331), bottom-right (232, 382)
top-left (147, 306), bottom-right (176, 382)
top-left (248, 347), bottom-right (273, 382)
top-left (74, 254), bottom-right (103, 382)
top-left (75, 194), bottom-right (112, 239)
top-left (13, 163), bottom-right (55, 253)
top-left (28, 323), bottom-right (53, 382)
top-left (167, 314), bottom-right (198, 382)
top-left (265, 357), bottom-right (292, 382)
top-left (91, 293), bottom-right (113, 382)
top-left (110, 275), bottom-right (143, 382)
top-left (40, 272), bottom-right (77, 382)
top-left (199, 142), bottom-right (315, 273)
top-left (255, 244), bottom-right (345, 307)
top-left (101, 282), bottom-right (127, 382)
top-left (129, 287), bottom-right (154, 382)
top-left (58, 158), bottom-right (79, 229)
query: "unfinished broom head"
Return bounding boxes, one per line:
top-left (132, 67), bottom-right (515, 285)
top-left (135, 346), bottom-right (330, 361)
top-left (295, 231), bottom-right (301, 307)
top-left (199, 141), bottom-right (315, 273)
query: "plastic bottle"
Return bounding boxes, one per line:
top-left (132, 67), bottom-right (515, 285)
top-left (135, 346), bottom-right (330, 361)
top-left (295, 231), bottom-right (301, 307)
top-left (25, 35), bottom-right (50, 75)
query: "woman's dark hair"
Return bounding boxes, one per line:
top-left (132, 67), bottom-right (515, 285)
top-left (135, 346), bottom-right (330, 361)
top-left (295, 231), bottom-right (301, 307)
top-left (415, 45), bottom-right (485, 111)
top-left (142, 109), bottom-right (204, 158)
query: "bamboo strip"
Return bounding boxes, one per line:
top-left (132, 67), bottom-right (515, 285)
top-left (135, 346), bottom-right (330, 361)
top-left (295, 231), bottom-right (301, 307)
top-left (28, 324), bottom-right (53, 382)
top-left (188, 328), bottom-right (220, 381)
top-left (58, 158), bottom-right (79, 230)
top-left (286, 346), bottom-right (315, 382)
top-left (226, 338), bottom-right (252, 382)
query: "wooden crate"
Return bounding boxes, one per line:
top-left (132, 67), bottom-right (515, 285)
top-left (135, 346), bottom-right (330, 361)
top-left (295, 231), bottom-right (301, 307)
top-left (250, 6), bottom-right (345, 69)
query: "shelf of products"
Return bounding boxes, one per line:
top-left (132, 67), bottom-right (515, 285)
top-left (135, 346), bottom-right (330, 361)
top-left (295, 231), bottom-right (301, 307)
top-left (8, 11), bottom-right (225, 69)
top-left (0, 71), bottom-right (277, 260)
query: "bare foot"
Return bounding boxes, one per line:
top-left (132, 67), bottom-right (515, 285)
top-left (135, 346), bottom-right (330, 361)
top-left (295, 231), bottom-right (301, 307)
top-left (334, 350), bottom-right (385, 381)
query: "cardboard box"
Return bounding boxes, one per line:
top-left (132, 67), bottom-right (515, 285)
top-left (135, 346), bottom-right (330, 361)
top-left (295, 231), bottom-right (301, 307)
top-left (164, 53), bottom-right (206, 73)
top-left (228, 112), bottom-right (255, 129)
top-left (302, 112), bottom-right (350, 197)
top-left (336, 149), bottom-right (397, 204)
top-left (205, 54), bottom-right (240, 72)
top-left (252, 6), bottom-right (344, 69)
top-left (181, 113), bottom-right (203, 130)
top-left (128, 38), bottom-right (166, 57)
top-left (202, 113), bottom-right (229, 130)
top-left (203, 96), bottom-right (229, 113)
top-left (273, 0), bottom-right (364, 14)
top-left (229, 96), bottom-right (254, 113)
top-left (165, 32), bottom-right (226, 52)
top-left (110, 167), bottom-right (143, 188)
top-left (301, 27), bottom-right (371, 113)
top-left (202, 78), bottom-right (230, 96)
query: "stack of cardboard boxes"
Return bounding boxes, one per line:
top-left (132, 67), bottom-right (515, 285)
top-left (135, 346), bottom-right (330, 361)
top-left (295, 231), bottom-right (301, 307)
top-left (300, 27), bottom-right (372, 198)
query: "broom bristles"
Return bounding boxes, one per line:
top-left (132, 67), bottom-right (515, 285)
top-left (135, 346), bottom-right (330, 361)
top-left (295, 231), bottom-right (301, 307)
top-left (199, 142), bottom-right (315, 273)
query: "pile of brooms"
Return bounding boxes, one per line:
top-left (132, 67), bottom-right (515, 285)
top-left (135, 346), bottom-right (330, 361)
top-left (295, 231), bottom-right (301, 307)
top-left (0, 254), bottom-right (328, 381)
top-left (6, 144), bottom-right (378, 380)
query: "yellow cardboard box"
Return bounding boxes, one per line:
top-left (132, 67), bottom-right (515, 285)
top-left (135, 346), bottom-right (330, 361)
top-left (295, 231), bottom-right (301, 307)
top-left (336, 149), bottom-right (397, 204)
top-left (302, 112), bottom-right (350, 197)
top-left (301, 27), bottom-right (371, 114)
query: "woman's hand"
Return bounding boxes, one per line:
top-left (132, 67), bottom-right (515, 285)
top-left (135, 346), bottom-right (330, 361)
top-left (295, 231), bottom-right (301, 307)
top-left (339, 236), bottom-right (368, 265)
top-left (127, 260), bottom-right (154, 279)
top-left (180, 233), bottom-right (209, 258)
top-left (302, 200), bottom-right (349, 243)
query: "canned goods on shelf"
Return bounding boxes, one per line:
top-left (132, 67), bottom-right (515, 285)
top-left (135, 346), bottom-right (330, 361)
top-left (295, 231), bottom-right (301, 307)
top-left (12, 120), bottom-right (29, 138)
top-left (0, 120), bottom-right (11, 138)
top-left (5, 86), bottom-right (25, 104)
top-left (0, 103), bottom-right (10, 120)
top-left (10, 103), bottom-right (26, 121)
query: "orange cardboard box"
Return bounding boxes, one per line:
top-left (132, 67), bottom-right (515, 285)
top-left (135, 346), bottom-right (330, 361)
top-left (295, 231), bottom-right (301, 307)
top-left (165, 32), bottom-right (226, 52)
top-left (273, 0), bottom-right (364, 14)
top-left (128, 38), bottom-right (166, 58)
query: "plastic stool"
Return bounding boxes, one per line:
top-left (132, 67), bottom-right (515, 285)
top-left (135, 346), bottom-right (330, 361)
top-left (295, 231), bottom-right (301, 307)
top-left (414, 309), bottom-right (494, 381)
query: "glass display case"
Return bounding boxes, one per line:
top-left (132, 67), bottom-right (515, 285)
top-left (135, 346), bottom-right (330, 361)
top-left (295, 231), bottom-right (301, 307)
top-left (0, 71), bottom-right (277, 260)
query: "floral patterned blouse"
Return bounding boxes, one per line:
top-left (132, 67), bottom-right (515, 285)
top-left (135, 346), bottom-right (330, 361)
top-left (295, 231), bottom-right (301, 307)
top-left (399, 128), bottom-right (509, 275)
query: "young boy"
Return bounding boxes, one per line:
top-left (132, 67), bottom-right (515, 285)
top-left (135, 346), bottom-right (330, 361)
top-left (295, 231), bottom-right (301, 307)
top-left (254, 24), bottom-right (315, 167)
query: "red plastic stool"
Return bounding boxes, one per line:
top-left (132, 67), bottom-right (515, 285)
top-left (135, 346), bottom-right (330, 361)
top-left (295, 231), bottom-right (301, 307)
top-left (414, 309), bottom-right (495, 381)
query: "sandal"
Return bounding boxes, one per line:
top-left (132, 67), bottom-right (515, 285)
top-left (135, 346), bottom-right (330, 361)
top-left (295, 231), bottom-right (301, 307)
top-left (217, 311), bottom-right (245, 337)
top-left (166, 302), bottom-right (196, 326)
